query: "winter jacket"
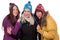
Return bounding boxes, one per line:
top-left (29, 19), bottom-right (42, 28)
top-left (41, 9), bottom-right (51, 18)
top-left (2, 16), bottom-right (20, 40)
top-left (37, 12), bottom-right (59, 40)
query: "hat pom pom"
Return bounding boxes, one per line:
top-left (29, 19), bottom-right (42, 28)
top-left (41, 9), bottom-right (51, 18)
top-left (28, 1), bottom-right (31, 4)
top-left (9, 3), bottom-right (12, 6)
top-left (9, 3), bottom-right (15, 6)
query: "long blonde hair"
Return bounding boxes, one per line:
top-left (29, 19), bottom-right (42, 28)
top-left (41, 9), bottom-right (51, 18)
top-left (21, 11), bottom-right (34, 25)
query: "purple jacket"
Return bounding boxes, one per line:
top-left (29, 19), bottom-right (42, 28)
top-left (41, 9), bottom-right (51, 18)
top-left (2, 16), bottom-right (20, 40)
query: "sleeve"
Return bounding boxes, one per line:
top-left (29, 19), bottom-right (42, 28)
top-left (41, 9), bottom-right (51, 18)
top-left (2, 17), bottom-right (8, 34)
top-left (11, 22), bottom-right (20, 35)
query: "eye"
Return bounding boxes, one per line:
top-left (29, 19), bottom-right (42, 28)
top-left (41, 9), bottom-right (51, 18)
top-left (27, 11), bottom-right (30, 12)
top-left (13, 8), bottom-right (15, 11)
top-left (24, 10), bottom-right (26, 12)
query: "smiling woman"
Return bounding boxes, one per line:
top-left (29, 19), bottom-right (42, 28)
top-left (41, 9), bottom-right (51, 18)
top-left (20, 1), bottom-right (37, 40)
top-left (2, 3), bottom-right (21, 40)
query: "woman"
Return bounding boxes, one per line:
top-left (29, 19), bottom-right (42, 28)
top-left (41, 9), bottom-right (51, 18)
top-left (34, 4), bottom-right (59, 40)
top-left (2, 3), bottom-right (21, 40)
top-left (21, 1), bottom-right (37, 40)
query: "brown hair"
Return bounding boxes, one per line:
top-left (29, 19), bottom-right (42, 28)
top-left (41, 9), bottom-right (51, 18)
top-left (34, 10), bottom-right (48, 27)
top-left (8, 3), bottom-right (20, 26)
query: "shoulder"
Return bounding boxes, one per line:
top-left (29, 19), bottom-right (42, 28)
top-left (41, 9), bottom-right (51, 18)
top-left (46, 12), bottom-right (56, 24)
top-left (3, 15), bottom-right (8, 22)
top-left (46, 12), bottom-right (57, 31)
top-left (2, 15), bottom-right (9, 27)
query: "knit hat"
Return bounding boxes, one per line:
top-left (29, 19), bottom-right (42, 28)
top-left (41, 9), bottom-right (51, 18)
top-left (24, 1), bottom-right (32, 13)
top-left (35, 4), bottom-right (45, 14)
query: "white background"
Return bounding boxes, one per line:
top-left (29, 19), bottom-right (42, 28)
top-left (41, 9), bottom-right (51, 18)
top-left (0, 0), bottom-right (60, 40)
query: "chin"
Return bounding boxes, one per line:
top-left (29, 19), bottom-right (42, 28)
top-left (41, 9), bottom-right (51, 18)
top-left (38, 17), bottom-right (41, 19)
top-left (14, 15), bottom-right (17, 17)
top-left (27, 16), bottom-right (30, 18)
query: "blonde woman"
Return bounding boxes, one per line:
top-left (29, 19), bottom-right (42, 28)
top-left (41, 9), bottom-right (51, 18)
top-left (20, 1), bottom-right (37, 40)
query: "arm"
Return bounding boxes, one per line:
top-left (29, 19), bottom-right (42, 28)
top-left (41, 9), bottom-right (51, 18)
top-left (37, 27), bottom-right (56, 39)
top-left (2, 17), bottom-right (7, 33)
top-left (11, 22), bottom-right (20, 35)
top-left (11, 18), bottom-right (20, 35)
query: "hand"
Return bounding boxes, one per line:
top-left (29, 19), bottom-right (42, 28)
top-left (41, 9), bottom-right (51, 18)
top-left (17, 18), bottom-right (20, 22)
top-left (37, 24), bottom-right (40, 30)
top-left (7, 27), bottom-right (12, 35)
top-left (37, 24), bottom-right (40, 33)
top-left (43, 31), bottom-right (48, 36)
top-left (37, 25), bottom-right (43, 34)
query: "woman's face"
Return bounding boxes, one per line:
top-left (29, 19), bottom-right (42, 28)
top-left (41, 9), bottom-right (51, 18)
top-left (13, 6), bottom-right (18, 17)
top-left (36, 11), bottom-right (42, 19)
top-left (24, 9), bottom-right (31, 18)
